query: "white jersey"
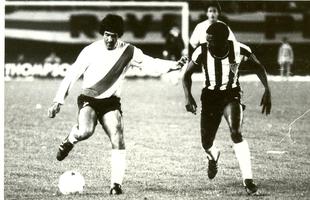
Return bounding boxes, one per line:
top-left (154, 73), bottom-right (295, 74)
top-left (192, 40), bottom-right (252, 90)
top-left (278, 43), bottom-right (294, 64)
top-left (53, 40), bottom-right (176, 104)
top-left (190, 20), bottom-right (236, 49)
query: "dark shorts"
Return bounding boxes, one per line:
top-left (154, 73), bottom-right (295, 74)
top-left (77, 94), bottom-right (122, 124)
top-left (200, 87), bottom-right (244, 116)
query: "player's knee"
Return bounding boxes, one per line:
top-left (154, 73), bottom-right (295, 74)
top-left (116, 121), bottom-right (123, 132)
top-left (110, 124), bottom-right (125, 149)
top-left (230, 130), bottom-right (243, 143)
top-left (201, 129), bottom-right (213, 151)
top-left (76, 127), bottom-right (94, 141)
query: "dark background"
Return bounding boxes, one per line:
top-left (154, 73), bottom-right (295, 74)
top-left (5, 0), bottom-right (310, 75)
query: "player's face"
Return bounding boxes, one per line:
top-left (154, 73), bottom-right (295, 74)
top-left (206, 34), bottom-right (215, 47)
top-left (206, 7), bottom-right (219, 23)
top-left (103, 31), bottom-right (119, 50)
top-left (207, 33), bottom-right (228, 56)
top-left (207, 34), bottom-right (226, 49)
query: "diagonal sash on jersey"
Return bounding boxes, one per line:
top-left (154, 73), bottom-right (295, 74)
top-left (82, 45), bottom-right (134, 97)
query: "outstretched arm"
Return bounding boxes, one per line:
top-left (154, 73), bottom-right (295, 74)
top-left (48, 50), bottom-right (89, 118)
top-left (130, 47), bottom-right (187, 75)
top-left (248, 54), bottom-right (272, 115)
top-left (182, 60), bottom-right (199, 114)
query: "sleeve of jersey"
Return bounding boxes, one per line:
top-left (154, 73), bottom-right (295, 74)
top-left (130, 47), bottom-right (178, 74)
top-left (239, 42), bottom-right (252, 58)
top-left (53, 49), bottom-right (89, 104)
top-left (189, 25), bottom-right (200, 49)
top-left (191, 47), bottom-right (202, 65)
top-left (228, 27), bottom-right (237, 41)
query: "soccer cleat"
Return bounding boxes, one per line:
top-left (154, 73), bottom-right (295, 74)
top-left (243, 179), bottom-right (258, 195)
top-left (110, 183), bottom-right (123, 195)
top-left (56, 138), bottom-right (74, 161)
top-left (207, 151), bottom-right (220, 179)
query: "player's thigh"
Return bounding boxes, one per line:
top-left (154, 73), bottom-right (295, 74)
top-left (201, 110), bottom-right (222, 135)
top-left (223, 101), bottom-right (243, 133)
top-left (200, 108), bottom-right (222, 147)
top-left (101, 110), bottom-right (124, 148)
top-left (78, 105), bottom-right (97, 135)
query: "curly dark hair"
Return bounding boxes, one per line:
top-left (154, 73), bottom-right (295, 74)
top-left (206, 22), bottom-right (229, 41)
top-left (99, 14), bottom-right (124, 37)
top-left (206, 1), bottom-right (222, 14)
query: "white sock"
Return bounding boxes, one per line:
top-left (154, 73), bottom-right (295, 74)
top-left (206, 145), bottom-right (220, 161)
top-left (233, 140), bottom-right (253, 180)
top-left (67, 125), bottom-right (79, 144)
top-left (111, 149), bottom-right (126, 188)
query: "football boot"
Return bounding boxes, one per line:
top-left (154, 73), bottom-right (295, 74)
top-left (110, 183), bottom-right (123, 195)
top-left (56, 137), bottom-right (74, 161)
top-left (207, 151), bottom-right (220, 179)
top-left (243, 179), bottom-right (258, 195)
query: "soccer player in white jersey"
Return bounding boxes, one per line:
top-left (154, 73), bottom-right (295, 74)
top-left (278, 37), bottom-right (294, 78)
top-left (190, 1), bottom-right (236, 50)
top-left (182, 22), bottom-right (272, 195)
top-left (48, 14), bottom-right (185, 195)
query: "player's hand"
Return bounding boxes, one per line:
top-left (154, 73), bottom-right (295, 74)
top-left (48, 102), bottom-right (61, 118)
top-left (260, 89), bottom-right (271, 115)
top-left (177, 56), bottom-right (188, 68)
top-left (167, 56), bottom-right (188, 73)
top-left (185, 95), bottom-right (197, 115)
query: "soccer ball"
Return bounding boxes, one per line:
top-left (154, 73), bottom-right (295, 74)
top-left (58, 170), bottom-right (85, 195)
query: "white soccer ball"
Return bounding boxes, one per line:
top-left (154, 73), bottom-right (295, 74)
top-left (58, 170), bottom-right (85, 195)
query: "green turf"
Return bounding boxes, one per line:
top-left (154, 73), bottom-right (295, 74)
top-left (4, 78), bottom-right (310, 199)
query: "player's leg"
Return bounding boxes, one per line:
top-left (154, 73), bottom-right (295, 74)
top-left (201, 108), bottom-right (222, 179)
top-left (223, 101), bottom-right (243, 143)
top-left (200, 90), bottom-right (222, 179)
top-left (101, 110), bottom-right (125, 195)
top-left (223, 101), bottom-right (257, 195)
top-left (56, 105), bottom-right (97, 161)
top-left (280, 63), bottom-right (284, 77)
top-left (286, 62), bottom-right (291, 77)
top-left (201, 111), bottom-right (222, 154)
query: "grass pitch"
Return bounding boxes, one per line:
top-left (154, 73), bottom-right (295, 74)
top-left (4, 78), bottom-right (310, 199)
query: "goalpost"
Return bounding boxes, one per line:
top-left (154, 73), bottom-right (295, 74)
top-left (5, 1), bottom-right (190, 56)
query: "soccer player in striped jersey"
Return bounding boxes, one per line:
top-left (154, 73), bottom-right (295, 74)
top-left (48, 14), bottom-right (186, 195)
top-left (182, 22), bottom-right (271, 195)
top-left (189, 1), bottom-right (236, 50)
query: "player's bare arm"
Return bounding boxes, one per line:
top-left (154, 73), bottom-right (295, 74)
top-left (248, 53), bottom-right (272, 115)
top-left (171, 56), bottom-right (188, 71)
top-left (130, 53), bottom-right (187, 74)
top-left (182, 60), bottom-right (199, 114)
top-left (47, 47), bottom-right (89, 119)
top-left (47, 65), bottom-right (83, 118)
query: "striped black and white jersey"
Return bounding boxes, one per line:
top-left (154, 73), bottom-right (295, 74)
top-left (192, 40), bottom-right (252, 90)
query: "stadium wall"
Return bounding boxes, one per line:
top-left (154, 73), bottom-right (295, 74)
top-left (4, 38), bottom-right (310, 77)
top-left (4, 2), bottom-right (310, 77)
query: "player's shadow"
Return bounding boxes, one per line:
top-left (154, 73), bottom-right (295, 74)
top-left (144, 185), bottom-right (180, 194)
top-left (221, 180), bottom-right (270, 197)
